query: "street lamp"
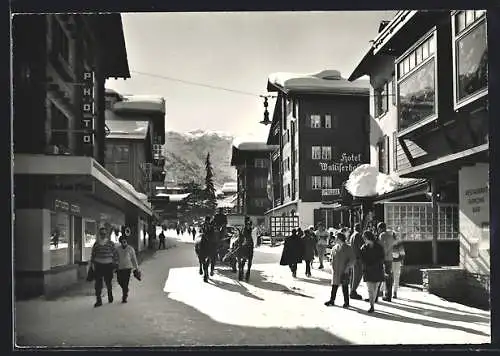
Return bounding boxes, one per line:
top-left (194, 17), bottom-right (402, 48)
top-left (259, 95), bottom-right (275, 125)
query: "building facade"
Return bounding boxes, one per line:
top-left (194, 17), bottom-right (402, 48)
top-left (350, 10), bottom-right (489, 307)
top-left (265, 70), bottom-right (370, 232)
top-left (12, 14), bottom-right (154, 298)
top-left (230, 142), bottom-right (277, 227)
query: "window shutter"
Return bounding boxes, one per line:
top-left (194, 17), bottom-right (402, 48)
top-left (393, 131), bottom-right (398, 171)
top-left (307, 175), bottom-right (312, 190)
top-left (385, 135), bottom-right (390, 174)
top-left (391, 73), bottom-right (396, 105)
top-left (321, 115), bottom-right (325, 128)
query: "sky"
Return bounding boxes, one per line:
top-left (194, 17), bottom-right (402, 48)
top-left (105, 11), bottom-right (397, 142)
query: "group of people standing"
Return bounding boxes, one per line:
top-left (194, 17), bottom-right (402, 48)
top-left (280, 221), bottom-right (405, 313)
top-left (89, 225), bottom-right (140, 307)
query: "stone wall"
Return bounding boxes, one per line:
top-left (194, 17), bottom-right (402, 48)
top-left (421, 266), bottom-right (489, 310)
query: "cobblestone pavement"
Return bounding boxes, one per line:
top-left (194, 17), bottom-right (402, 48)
top-left (15, 233), bottom-right (490, 348)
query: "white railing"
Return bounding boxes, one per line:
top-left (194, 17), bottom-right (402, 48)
top-left (321, 188), bottom-right (340, 196)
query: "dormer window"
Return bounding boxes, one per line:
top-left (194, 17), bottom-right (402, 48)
top-left (452, 10), bottom-right (488, 109)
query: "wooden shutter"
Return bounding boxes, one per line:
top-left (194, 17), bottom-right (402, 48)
top-left (385, 135), bottom-right (390, 174)
top-left (321, 115), bottom-right (325, 128)
top-left (391, 73), bottom-right (396, 105)
top-left (393, 131), bottom-right (398, 171)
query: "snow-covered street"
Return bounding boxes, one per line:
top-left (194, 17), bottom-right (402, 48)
top-left (15, 235), bottom-right (490, 347)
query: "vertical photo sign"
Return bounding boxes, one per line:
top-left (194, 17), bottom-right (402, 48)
top-left (82, 71), bottom-right (95, 155)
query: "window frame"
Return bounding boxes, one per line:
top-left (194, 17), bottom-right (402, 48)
top-left (395, 28), bottom-right (439, 136)
top-left (451, 10), bottom-right (488, 110)
top-left (255, 158), bottom-right (267, 168)
top-left (325, 114), bottom-right (332, 128)
top-left (311, 146), bottom-right (321, 160)
top-left (321, 175), bottom-right (333, 189)
top-left (377, 135), bottom-right (390, 174)
top-left (321, 146), bottom-right (332, 160)
top-left (374, 81), bottom-right (389, 118)
top-left (311, 176), bottom-right (322, 190)
top-left (310, 114), bottom-right (321, 128)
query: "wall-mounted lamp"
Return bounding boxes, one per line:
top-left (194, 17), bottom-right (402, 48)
top-left (259, 95), bottom-right (276, 125)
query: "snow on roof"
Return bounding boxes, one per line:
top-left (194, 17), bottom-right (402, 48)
top-left (106, 120), bottom-right (149, 140)
top-left (268, 70), bottom-right (369, 95)
top-left (217, 193), bottom-right (238, 208)
top-left (345, 164), bottom-right (422, 197)
top-left (113, 95), bottom-right (166, 114)
top-left (116, 179), bottom-right (150, 206)
top-left (232, 139), bottom-right (278, 151)
top-left (222, 182), bottom-right (237, 193)
top-left (156, 192), bottom-right (191, 202)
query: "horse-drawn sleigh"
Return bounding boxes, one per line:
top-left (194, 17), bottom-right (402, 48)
top-left (195, 220), bottom-right (255, 282)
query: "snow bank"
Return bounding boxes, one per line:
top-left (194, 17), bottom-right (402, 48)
top-left (345, 164), bottom-right (421, 198)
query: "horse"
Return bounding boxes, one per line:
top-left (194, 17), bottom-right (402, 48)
top-left (234, 226), bottom-right (254, 281)
top-left (194, 225), bottom-right (217, 282)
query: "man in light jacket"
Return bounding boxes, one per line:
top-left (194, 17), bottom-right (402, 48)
top-left (377, 222), bottom-right (397, 302)
top-left (349, 223), bottom-right (364, 300)
top-left (116, 236), bottom-right (139, 303)
top-left (324, 232), bottom-right (355, 308)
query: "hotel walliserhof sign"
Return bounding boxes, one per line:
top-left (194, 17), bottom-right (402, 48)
top-left (319, 153), bottom-right (363, 202)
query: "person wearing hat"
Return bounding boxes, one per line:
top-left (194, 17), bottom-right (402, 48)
top-left (115, 235), bottom-right (139, 303)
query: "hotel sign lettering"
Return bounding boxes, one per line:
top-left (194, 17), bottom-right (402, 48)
top-left (82, 71), bottom-right (95, 149)
top-left (319, 153), bottom-right (363, 173)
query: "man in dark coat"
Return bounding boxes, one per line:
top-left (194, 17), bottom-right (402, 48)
top-left (280, 229), bottom-right (303, 278)
top-left (302, 227), bottom-right (316, 277)
top-left (349, 223), bottom-right (364, 299)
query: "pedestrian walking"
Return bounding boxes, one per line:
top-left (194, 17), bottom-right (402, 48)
top-left (302, 227), bottom-right (316, 277)
top-left (349, 223), bottom-right (364, 300)
top-left (279, 229), bottom-right (303, 278)
top-left (392, 236), bottom-right (406, 299)
top-left (158, 229), bottom-right (166, 250)
top-left (324, 232), bottom-right (355, 308)
top-left (378, 222), bottom-right (397, 302)
top-left (315, 223), bottom-right (329, 269)
top-left (192, 226), bottom-right (197, 241)
top-left (359, 230), bottom-right (385, 313)
top-left (90, 226), bottom-right (119, 307)
top-left (116, 236), bottom-right (139, 303)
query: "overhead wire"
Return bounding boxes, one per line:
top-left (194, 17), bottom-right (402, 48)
top-left (129, 70), bottom-right (267, 98)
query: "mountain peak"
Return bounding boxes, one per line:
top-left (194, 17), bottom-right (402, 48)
top-left (164, 130), bottom-right (236, 186)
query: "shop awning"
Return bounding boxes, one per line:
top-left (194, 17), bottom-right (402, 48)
top-left (14, 154), bottom-right (153, 215)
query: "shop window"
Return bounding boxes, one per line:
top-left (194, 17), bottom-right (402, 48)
top-left (384, 202), bottom-right (458, 241)
top-left (83, 219), bottom-right (97, 261)
top-left (452, 10), bottom-right (488, 108)
top-left (50, 211), bottom-right (71, 268)
top-left (396, 31), bottom-right (437, 132)
top-left (374, 82), bottom-right (389, 118)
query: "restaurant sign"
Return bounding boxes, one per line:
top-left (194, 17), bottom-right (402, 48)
top-left (319, 153), bottom-right (363, 173)
top-left (82, 71), bottom-right (95, 151)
